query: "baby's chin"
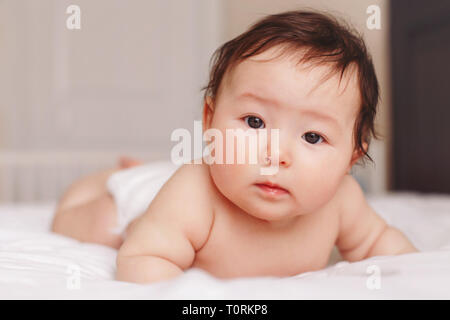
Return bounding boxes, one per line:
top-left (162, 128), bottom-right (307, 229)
top-left (235, 198), bottom-right (300, 222)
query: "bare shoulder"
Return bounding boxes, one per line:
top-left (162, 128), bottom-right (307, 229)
top-left (122, 162), bottom-right (215, 256)
top-left (333, 175), bottom-right (397, 261)
top-left (305, 175), bottom-right (363, 243)
top-left (316, 174), bottom-right (365, 225)
top-left (334, 174), bottom-right (366, 215)
top-left (326, 174), bottom-right (368, 238)
top-left (173, 161), bottom-right (215, 193)
top-left (334, 175), bottom-right (378, 245)
top-left (162, 162), bottom-right (216, 211)
top-left (149, 162), bottom-right (214, 238)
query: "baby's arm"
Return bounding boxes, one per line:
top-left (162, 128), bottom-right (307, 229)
top-left (116, 164), bottom-right (214, 283)
top-left (335, 176), bottom-right (418, 262)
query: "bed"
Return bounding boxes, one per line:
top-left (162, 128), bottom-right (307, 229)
top-left (1, 191), bottom-right (449, 299)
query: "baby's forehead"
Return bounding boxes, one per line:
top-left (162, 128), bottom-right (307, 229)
top-left (242, 47), bottom-right (357, 89)
top-left (223, 49), bottom-right (361, 119)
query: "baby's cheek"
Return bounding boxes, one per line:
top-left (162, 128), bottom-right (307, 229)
top-left (209, 163), bottom-right (243, 198)
top-left (294, 166), bottom-right (342, 213)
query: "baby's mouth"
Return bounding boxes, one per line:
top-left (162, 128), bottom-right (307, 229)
top-left (254, 182), bottom-right (290, 196)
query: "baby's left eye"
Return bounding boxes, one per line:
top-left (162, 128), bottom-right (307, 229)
top-left (302, 132), bottom-right (325, 144)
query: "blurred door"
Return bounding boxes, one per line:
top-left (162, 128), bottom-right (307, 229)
top-left (390, 0), bottom-right (450, 194)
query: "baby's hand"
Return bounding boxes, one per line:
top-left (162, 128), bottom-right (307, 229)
top-left (115, 164), bottom-right (214, 283)
top-left (336, 176), bottom-right (418, 261)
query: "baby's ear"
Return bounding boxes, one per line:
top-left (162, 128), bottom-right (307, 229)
top-left (348, 142), bottom-right (368, 172)
top-left (202, 96), bottom-right (214, 132)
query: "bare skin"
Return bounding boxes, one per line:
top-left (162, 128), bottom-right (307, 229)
top-left (52, 47), bottom-right (418, 283)
top-left (53, 160), bottom-right (417, 282)
top-left (52, 157), bottom-right (142, 249)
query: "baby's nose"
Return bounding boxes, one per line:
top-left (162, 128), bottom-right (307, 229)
top-left (280, 158), bottom-right (289, 167)
top-left (262, 130), bottom-right (292, 168)
top-left (278, 146), bottom-right (292, 168)
top-left (265, 144), bottom-right (292, 168)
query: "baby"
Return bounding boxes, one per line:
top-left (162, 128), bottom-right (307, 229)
top-left (52, 10), bottom-right (417, 283)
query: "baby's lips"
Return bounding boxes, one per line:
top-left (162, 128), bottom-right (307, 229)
top-left (255, 182), bottom-right (290, 194)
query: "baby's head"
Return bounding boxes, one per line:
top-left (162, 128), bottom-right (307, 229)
top-left (201, 10), bottom-right (379, 224)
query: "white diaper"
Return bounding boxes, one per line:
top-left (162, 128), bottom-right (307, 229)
top-left (106, 160), bottom-right (181, 237)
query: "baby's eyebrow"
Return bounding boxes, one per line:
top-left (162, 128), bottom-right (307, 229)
top-left (238, 92), bottom-right (279, 108)
top-left (300, 110), bottom-right (341, 131)
top-left (238, 92), bottom-right (342, 131)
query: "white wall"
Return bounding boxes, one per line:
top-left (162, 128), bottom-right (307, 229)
top-left (0, 0), bottom-right (224, 201)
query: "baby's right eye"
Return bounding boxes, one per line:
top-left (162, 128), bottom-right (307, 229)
top-left (244, 116), bottom-right (265, 129)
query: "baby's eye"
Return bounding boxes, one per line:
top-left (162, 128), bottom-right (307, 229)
top-left (244, 116), bottom-right (265, 129)
top-left (302, 132), bottom-right (325, 145)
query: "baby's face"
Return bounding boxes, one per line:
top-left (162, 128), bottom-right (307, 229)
top-left (204, 46), bottom-right (362, 225)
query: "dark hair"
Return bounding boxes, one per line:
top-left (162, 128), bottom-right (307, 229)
top-left (202, 10), bottom-right (380, 166)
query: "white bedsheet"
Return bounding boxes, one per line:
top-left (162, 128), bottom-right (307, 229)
top-left (0, 192), bottom-right (449, 299)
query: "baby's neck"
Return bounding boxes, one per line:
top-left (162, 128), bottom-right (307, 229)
top-left (262, 215), bottom-right (302, 229)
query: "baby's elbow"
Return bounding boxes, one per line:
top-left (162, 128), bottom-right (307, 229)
top-left (115, 254), bottom-right (184, 283)
top-left (365, 226), bottom-right (418, 258)
top-left (339, 245), bottom-right (371, 262)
